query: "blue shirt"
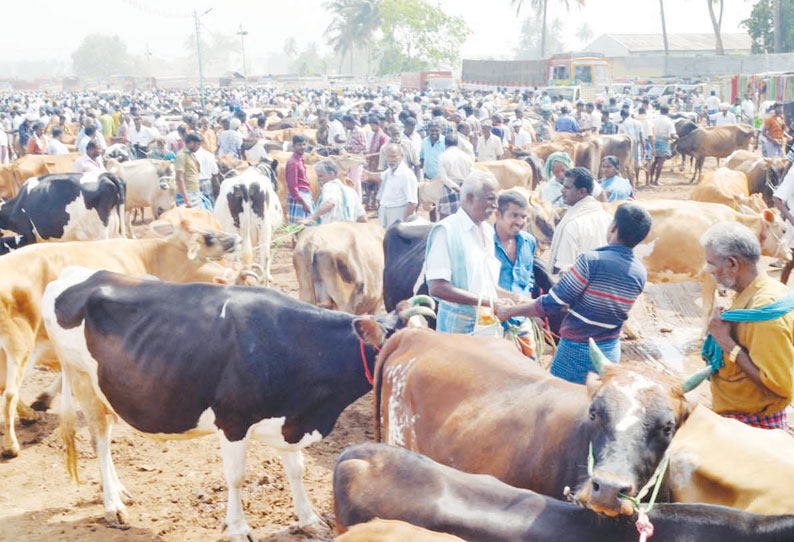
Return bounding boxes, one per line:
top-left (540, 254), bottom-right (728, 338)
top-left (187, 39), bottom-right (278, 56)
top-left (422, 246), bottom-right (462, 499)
top-left (494, 230), bottom-right (536, 298)
top-left (420, 136), bottom-right (446, 179)
top-left (536, 244), bottom-right (646, 342)
top-left (554, 115), bottom-right (579, 133)
top-left (601, 175), bottom-right (633, 202)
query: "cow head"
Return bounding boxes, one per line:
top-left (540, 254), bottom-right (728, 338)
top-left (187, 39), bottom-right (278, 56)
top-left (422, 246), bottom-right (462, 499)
top-left (573, 340), bottom-right (692, 517)
top-left (151, 219), bottom-right (242, 261)
top-left (154, 162), bottom-right (176, 218)
top-left (758, 208), bottom-right (791, 261)
top-left (526, 192), bottom-right (557, 246)
top-left (353, 296), bottom-right (437, 348)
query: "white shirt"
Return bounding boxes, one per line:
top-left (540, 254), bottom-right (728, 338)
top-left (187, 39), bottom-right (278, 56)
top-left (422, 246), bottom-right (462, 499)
top-left (318, 179), bottom-right (366, 224)
top-left (195, 147), bottom-right (219, 180)
top-left (513, 128), bottom-right (533, 148)
top-left (706, 95), bottom-right (720, 111)
top-left (128, 124), bottom-right (157, 147)
top-left (741, 99), bottom-right (756, 121)
top-left (715, 112), bottom-right (737, 126)
top-left (425, 207), bottom-right (499, 300)
top-left (47, 138), bottom-right (69, 155)
top-left (218, 129), bottom-right (243, 157)
top-left (328, 119), bottom-right (347, 147)
top-left (0, 130), bottom-right (8, 163)
top-left (653, 115), bottom-right (676, 140)
top-left (72, 154), bottom-right (106, 173)
top-left (476, 134), bottom-right (503, 162)
top-left (549, 196), bottom-right (612, 272)
top-left (379, 161), bottom-right (418, 208)
top-left (437, 146), bottom-right (474, 189)
top-left (590, 111), bottom-right (602, 132)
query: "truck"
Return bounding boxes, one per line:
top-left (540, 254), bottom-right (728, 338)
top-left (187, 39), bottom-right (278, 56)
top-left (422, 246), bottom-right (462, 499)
top-left (400, 71), bottom-right (455, 91)
top-left (546, 53), bottom-right (611, 101)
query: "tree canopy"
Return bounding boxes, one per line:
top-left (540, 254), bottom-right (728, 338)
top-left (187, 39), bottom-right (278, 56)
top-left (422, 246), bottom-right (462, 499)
top-left (743, 0), bottom-right (794, 53)
top-left (377, 0), bottom-right (469, 75)
top-left (71, 34), bottom-right (132, 77)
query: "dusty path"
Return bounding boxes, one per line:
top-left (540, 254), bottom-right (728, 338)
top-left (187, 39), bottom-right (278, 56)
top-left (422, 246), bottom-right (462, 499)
top-left (1, 157), bottom-right (789, 541)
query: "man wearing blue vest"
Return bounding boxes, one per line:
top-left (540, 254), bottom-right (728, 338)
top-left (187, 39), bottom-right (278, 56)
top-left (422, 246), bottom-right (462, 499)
top-left (425, 170), bottom-right (518, 334)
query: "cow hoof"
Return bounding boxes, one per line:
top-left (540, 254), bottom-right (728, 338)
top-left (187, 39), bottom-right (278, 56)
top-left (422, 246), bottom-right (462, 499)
top-left (105, 508), bottom-right (129, 528)
top-left (298, 513), bottom-right (329, 532)
top-left (227, 533), bottom-right (257, 542)
top-left (1, 445), bottom-right (19, 458)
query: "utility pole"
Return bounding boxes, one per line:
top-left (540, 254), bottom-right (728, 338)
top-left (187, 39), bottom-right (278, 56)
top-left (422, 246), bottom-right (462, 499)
top-left (237, 24), bottom-right (248, 79)
top-left (193, 8), bottom-right (212, 112)
top-left (144, 43), bottom-right (153, 88)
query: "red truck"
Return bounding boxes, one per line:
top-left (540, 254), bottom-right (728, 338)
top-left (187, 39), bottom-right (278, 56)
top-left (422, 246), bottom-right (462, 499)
top-left (400, 71), bottom-right (455, 91)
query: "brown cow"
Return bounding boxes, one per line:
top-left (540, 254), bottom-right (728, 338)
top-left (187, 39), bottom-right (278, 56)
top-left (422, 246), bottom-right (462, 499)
top-left (0, 153), bottom-right (81, 198)
top-left (690, 168), bottom-right (751, 209)
top-left (374, 329), bottom-right (692, 517)
top-left (674, 124), bottom-right (755, 182)
top-left (597, 134), bottom-right (635, 183)
top-left (726, 149), bottom-right (787, 205)
top-left (531, 140), bottom-right (576, 162)
top-left (293, 222), bottom-right (385, 314)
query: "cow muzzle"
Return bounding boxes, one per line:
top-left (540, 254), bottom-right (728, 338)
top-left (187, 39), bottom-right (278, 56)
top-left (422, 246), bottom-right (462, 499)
top-left (574, 471), bottom-right (636, 517)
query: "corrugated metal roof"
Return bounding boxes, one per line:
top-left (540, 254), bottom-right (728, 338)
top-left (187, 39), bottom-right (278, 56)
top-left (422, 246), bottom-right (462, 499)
top-left (596, 33), bottom-right (752, 52)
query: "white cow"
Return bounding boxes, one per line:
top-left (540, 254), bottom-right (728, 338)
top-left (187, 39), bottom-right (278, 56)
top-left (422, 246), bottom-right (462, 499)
top-left (214, 165), bottom-right (283, 282)
top-left (108, 159), bottom-right (175, 237)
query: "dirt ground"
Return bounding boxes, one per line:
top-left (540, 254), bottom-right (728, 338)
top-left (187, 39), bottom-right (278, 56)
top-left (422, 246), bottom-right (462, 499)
top-left (0, 157), bottom-right (789, 541)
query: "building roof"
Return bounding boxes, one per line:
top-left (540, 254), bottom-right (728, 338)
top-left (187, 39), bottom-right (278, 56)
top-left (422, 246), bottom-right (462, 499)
top-left (591, 33), bottom-right (752, 52)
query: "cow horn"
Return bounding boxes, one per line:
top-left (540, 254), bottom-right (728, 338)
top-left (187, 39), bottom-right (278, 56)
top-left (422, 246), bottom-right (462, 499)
top-left (240, 270), bottom-right (261, 284)
top-left (249, 263), bottom-right (265, 279)
top-left (409, 294), bottom-right (436, 311)
top-left (399, 306), bottom-right (437, 321)
top-left (589, 338), bottom-right (613, 375)
top-left (681, 365), bottom-right (713, 393)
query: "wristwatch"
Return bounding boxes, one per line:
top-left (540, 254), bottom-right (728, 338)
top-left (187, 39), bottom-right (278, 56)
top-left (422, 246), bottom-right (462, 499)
top-left (728, 344), bottom-right (742, 364)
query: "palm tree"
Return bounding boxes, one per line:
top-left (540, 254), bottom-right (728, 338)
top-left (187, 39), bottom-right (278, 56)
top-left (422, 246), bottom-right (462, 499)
top-left (659, 0), bottom-right (669, 57)
top-left (324, 0), bottom-right (382, 74)
top-left (511, 0), bottom-right (585, 59)
top-left (707, 0), bottom-right (725, 55)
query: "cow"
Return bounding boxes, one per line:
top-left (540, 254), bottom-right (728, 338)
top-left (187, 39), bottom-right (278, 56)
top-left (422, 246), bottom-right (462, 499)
top-left (374, 330), bottom-right (693, 517)
top-left (726, 149), bottom-right (787, 206)
top-left (473, 159), bottom-right (537, 190)
top-left (668, 405), bottom-right (794, 515)
top-left (531, 140), bottom-right (577, 163)
top-left (294, 222), bottom-right (385, 315)
top-left (671, 118), bottom-right (699, 175)
top-left (0, 221), bottom-right (242, 458)
top-left (574, 139), bottom-right (602, 176)
top-left (42, 268), bottom-right (434, 538)
top-left (335, 519), bottom-right (464, 542)
top-left (674, 124), bottom-right (755, 182)
top-left (0, 152), bottom-right (81, 198)
top-left (334, 443), bottom-right (794, 542)
top-left (108, 158), bottom-right (175, 235)
top-left (104, 143), bottom-right (134, 162)
top-left (597, 134), bottom-right (635, 182)
top-left (0, 172), bottom-right (126, 254)
top-left (690, 168), bottom-right (751, 209)
top-left (214, 165), bottom-right (283, 280)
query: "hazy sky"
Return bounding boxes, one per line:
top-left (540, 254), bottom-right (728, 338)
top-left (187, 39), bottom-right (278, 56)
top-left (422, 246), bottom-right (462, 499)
top-left (2, 0), bottom-right (755, 66)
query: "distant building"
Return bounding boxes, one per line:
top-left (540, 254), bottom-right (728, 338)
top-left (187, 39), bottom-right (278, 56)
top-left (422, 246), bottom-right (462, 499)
top-left (584, 33), bottom-right (752, 58)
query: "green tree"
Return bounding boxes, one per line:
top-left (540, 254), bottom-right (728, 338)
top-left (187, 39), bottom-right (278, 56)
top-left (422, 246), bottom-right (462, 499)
top-left (742, 0), bottom-right (794, 53)
top-left (72, 34), bottom-right (132, 77)
top-left (377, 0), bottom-right (469, 75)
top-left (515, 16), bottom-right (565, 59)
top-left (510, 0), bottom-right (585, 59)
top-left (576, 22), bottom-right (593, 47)
top-left (324, 0), bottom-right (382, 74)
top-left (707, 0), bottom-right (725, 55)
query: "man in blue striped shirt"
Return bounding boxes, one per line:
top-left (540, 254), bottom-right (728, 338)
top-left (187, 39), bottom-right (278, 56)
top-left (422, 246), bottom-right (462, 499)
top-left (496, 203), bottom-right (652, 383)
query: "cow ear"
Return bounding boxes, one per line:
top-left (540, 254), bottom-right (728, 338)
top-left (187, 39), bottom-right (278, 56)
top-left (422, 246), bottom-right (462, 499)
top-left (187, 236), bottom-right (201, 261)
top-left (352, 317), bottom-right (387, 347)
top-left (150, 220), bottom-right (175, 237)
top-left (585, 372), bottom-right (603, 399)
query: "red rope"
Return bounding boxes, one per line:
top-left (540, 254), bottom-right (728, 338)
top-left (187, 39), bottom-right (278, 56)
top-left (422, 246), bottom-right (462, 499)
top-left (359, 338), bottom-right (380, 386)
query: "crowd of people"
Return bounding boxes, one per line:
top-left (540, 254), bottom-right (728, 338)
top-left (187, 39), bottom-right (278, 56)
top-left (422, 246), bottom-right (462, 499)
top-left (0, 83), bottom-right (791, 432)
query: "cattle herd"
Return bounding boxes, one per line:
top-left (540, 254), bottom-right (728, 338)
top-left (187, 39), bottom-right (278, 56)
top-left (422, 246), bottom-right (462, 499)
top-left (1, 85), bottom-right (794, 542)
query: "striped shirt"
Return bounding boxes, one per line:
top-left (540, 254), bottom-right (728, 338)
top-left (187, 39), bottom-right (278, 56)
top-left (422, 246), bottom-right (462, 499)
top-left (536, 244), bottom-right (646, 342)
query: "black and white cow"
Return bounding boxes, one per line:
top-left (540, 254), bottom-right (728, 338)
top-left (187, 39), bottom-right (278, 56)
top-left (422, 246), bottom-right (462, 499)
top-left (214, 164), bottom-right (282, 282)
top-left (104, 143), bottom-right (134, 163)
top-left (41, 267), bottom-right (434, 539)
top-left (0, 172), bottom-right (126, 254)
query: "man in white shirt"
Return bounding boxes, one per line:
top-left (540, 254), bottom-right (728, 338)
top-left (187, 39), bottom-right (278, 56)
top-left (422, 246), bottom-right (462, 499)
top-left (328, 115), bottom-right (347, 149)
top-left (714, 103), bottom-right (737, 126)
top-left (128, 117), bottom-right (157, 158)
top-left (741, 94), bottom-right (756, 125)
top-left (0, 127), bottom-right (8, 163)
top-left (425, 170), bottom-right (516, 334)
top-left (706, 91), bottom-right (720, 126)
top-left (455, 121), bottom-right (476, 158)
top-left (300, 159), bottom-right (366, 225)
top-left (363, 144), bottom-right (418, 229)
top-left (47, 127), bottom-right (70, 155)
top-left (650, 105), bottom-right (676, 185)
top-left (511, 120), bottom-right (533, 149)
top-left (548, 167), bottom-right (612, 274)
top-left (217, 118), bottom-right (243, 158)
top-left (73, 141), bottom-right (105, 173)
top-left (195, 145), bottom-right (219, 202)
top-left (476, 121), bottom-right (504, 162)
top-left (436, 133), bottom-right (475, 219)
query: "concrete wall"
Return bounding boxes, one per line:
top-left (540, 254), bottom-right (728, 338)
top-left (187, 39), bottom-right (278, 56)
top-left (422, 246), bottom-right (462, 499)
top-left (612, 52), bottom-right (794, 79)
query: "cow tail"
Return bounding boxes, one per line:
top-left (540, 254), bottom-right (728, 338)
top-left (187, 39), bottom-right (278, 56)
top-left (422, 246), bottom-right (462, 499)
top-left (104, 173), bottom-right (127, 238)
top-left (262, 189), bottom-right (272, 286)
top-left (372, 329), bottom-right (404, 443)
top-left (60, 367), bottom-right (80, 485)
